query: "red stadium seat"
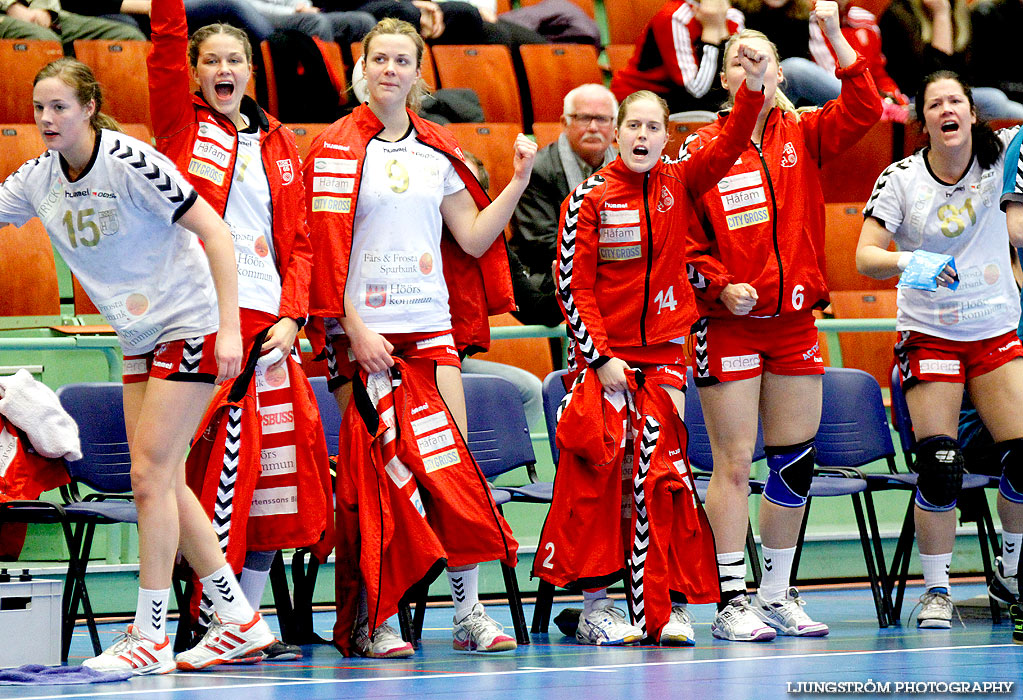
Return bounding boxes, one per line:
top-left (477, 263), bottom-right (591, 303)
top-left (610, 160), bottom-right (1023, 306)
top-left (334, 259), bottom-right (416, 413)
top-left (519, 44), bottom-right (602, 124)
top-left (286, 123), bottom-right (329, 161)
top-left (824, 202), bottom-right (896, 292)
top-left (606, 0), bottom-right (662, 45)
top-left (0, 124), bottom-right (46, 180)
top-left (432, 45), bottom-right (522, 125)
top-left (444, 122), bottom-right (522, 197)
top-left (531, 121), bottom-right (562, 149)
top-left (0, 218), bottom-right (60, 318)
top-left (0, 40), bottom-right (64, 124)
top-left (604, 43), bottom-right (634, 75)
top-left (73, 40), bottom-right (153, 127)
top-left (827, 289), bottom-right (898, 389)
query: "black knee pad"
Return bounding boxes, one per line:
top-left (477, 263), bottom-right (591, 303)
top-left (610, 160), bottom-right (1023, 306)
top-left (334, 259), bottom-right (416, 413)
top-left (914, 435), bottom-right (964, 512)
top-left (764, 439), bottom-right (815, 508)
top-left (996, 438), bottom-right (1023, 504)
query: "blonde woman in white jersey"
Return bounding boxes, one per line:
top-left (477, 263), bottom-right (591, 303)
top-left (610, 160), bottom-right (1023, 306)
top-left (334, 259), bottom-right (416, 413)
top-left (0, 58), bottom-right (275, 675)
top-left (857, 70), bottom-right (1023, 629)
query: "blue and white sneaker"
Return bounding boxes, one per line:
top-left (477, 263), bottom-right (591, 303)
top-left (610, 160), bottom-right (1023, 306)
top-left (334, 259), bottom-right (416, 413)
top-left (575, 599), bottom-right (643, 646)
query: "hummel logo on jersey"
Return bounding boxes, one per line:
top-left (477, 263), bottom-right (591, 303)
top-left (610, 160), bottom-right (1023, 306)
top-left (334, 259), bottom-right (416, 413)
top-left (604, 202), bottom-right (628, 209)
top-left (322, 141), bottom-right (350, 151)
top-left (411, 403), bottom-right (430, 415)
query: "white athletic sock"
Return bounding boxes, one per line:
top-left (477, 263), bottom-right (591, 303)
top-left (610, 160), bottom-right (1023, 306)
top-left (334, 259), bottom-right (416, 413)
top-left (717, 551), bottom-right (746, 609)
top-left (920, 552), bottom-right (952, 592)
top-left (758, 546), bottom-right (797, 603)
top-left (582, 589), bottom-right (608, 616)
top-left (1001, 531), bottom-right (1021, 576)
top-left (200, 564), bottom-right (256, 624)
top-left (133, 587), bottom-right (170, 642)
top-left (447, 568), bottom-right (479, 622)
top-left (239, 550), bottom-right (276, 610)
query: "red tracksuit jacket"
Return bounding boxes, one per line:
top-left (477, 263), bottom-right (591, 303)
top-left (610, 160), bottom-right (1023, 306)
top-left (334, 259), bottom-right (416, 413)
top-left (333, 357), bottom-right (518, 655)
top-left (534, 369), bottom-right (718, 641)
top-left (0, 417), bottom-right (70, 558)
top-left (684, 55), bottom-right (882, 319)
top-left (556, 83), bottom-right (763, 368)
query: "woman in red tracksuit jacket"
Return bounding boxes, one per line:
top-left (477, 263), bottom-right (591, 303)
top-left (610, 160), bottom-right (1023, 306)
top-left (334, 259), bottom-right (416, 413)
top-left (683, 2), bottom-right (881, 643)
top-left (147, 0), bottom-right (322, 665)
top-left (549, 46), bottom-right (766, 646)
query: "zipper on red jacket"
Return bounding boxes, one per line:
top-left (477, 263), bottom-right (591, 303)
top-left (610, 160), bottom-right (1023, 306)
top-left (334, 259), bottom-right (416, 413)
top-left (753, 141), bottom-right (783, 317)
top-left (639, 172), bottom-right (652, 345)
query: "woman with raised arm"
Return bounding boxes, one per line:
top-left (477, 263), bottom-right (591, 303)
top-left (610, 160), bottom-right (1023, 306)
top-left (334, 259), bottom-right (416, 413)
top-left (536, 44), bottom-right (767, 648)
top-left (147, 0), bottom-right (330, 666)
top-left (684, 1), bottom-right (881, 642)
top-left (857, 71), bottom-right (1023, 628)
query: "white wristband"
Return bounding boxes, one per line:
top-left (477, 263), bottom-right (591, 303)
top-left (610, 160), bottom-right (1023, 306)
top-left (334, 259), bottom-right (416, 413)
top-left (896, 252), bottom-right (913, 272)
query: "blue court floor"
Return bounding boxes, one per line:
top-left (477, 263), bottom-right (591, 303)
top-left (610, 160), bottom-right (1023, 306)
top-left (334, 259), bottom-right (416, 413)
top-left (5, 582), bottom-right (1020, 700)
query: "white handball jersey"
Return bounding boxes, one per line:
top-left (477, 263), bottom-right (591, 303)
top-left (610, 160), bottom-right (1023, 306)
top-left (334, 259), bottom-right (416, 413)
top-left (223, 125), bottom-right (282, 316)
top-left (346, 126), bottom-right (465, 333)
top-left (864, 127), bottom-right (1022, 341)
top-left (0, 129), bottom-right (219, 354)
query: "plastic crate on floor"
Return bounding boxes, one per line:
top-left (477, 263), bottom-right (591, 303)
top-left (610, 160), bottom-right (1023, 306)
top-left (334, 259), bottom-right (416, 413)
top-left (0, 577), bottom-right (62, 668)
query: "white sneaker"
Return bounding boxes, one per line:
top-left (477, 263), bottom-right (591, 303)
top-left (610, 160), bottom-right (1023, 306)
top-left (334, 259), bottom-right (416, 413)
top-left (658, 605), bottom-right (696, 646)
top-left (452, 603), bottom-right (517, 652)
top-left (175, 612), bottom-right (275, 670)
top-left (352, 621), bottom-right (414, 659)
top-left (753, 588), bottom-right (829, 637)
top-left (711, 596), bottom-right (777, 642)
top-left (915, 589), bottom-right (954, 629)
top-left (575, 599), bottom-right (644, 646)
top-left (82, 625), bottom-right (175, 675)
top-left (989, 556), bottom-right (1019, 606)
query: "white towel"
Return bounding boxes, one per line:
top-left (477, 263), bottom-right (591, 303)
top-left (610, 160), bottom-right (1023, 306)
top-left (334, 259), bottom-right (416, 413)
top-left (0, 370), bottom-right (83, 461)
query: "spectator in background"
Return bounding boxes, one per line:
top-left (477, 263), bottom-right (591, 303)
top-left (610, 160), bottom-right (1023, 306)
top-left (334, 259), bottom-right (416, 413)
top-left (732, 0), bottom-right (811, 65)
top-left (230, 0), bottom-right (374, 44)
top-left (509, 83), bottom-right (617, 322)
top-left (0, 0), bottom-right (145, 42)
top-left (879, 0), bottom-right (1023, 120)
top-left (610, 0), bottom-right (743, 114)
top-left (969, 0), bottom-right (1023, 109)
top-left (737, 0), bottom-right (906, 118)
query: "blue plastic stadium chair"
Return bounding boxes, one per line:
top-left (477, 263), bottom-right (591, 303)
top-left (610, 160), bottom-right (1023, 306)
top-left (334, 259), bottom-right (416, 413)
top-left (55, 383), bottom-right (138, 659)
top-left (810, 368), bottom-right (899, 626)
top-left (464, 373), bottom-right (552, 504)
top-left (885, 366), bottom-right (1000, 624)
top-left (458, 374), bottom-right (535, 645)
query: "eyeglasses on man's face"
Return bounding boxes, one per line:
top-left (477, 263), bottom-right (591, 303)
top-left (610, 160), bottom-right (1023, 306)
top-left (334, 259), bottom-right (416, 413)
top-left (567, 113), bottom-right (613, 126)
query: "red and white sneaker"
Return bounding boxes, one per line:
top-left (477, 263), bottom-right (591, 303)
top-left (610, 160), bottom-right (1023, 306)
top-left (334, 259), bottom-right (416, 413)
top-left (175, 612), bottom-right (275, 670)
top-left (82, 625), bottom-right (175, 675)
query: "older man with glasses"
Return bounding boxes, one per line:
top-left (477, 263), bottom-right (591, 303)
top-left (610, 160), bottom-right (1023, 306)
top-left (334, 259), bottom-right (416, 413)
top-left (510, 83), bottom-right (618, 320)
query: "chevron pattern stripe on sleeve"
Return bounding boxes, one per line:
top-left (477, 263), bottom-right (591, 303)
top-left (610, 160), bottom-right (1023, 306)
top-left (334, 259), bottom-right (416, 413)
top-left (557, 175), bottom-right (605, 367)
